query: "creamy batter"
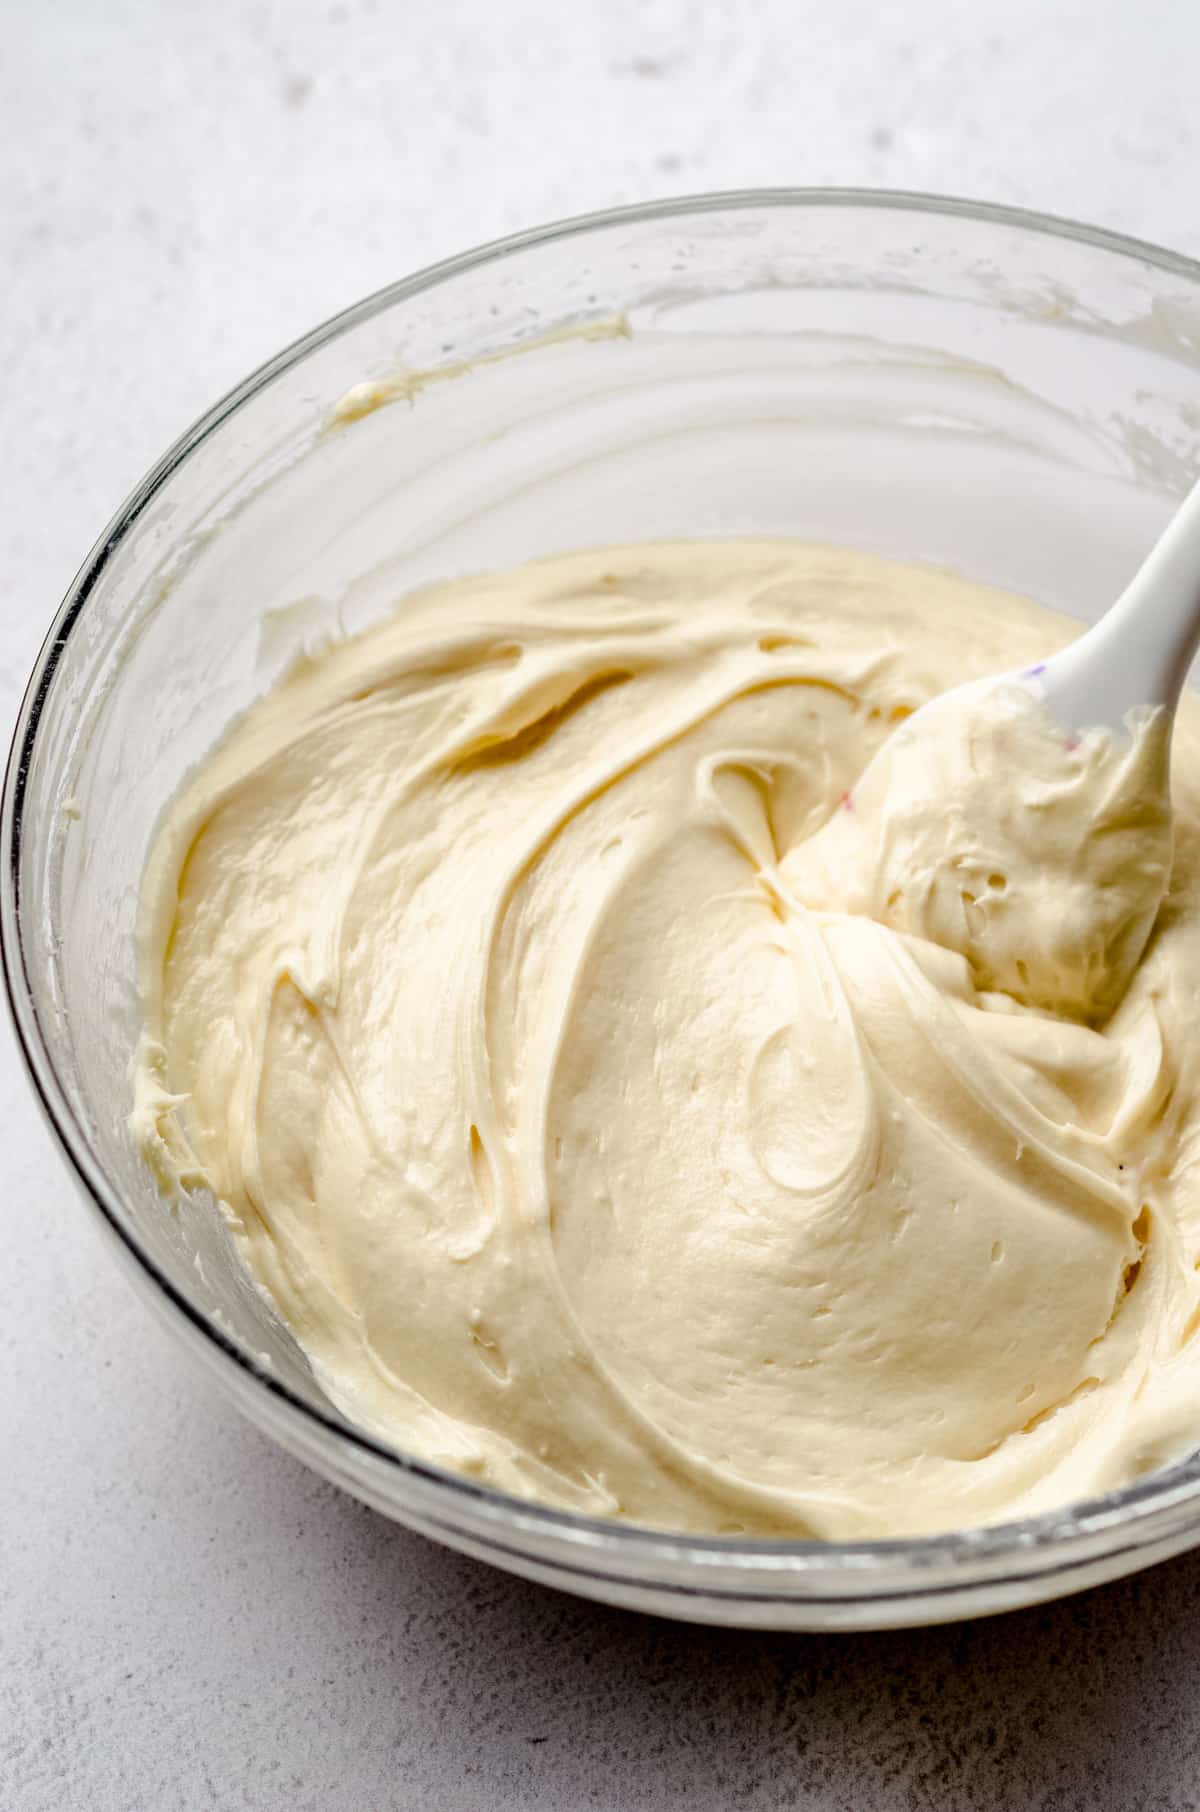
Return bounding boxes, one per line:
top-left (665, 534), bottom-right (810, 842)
top-left (132, 541), bottom-right (1200, 1538)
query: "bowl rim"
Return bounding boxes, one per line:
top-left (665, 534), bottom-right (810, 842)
top-left (9, 183), bottom-right (1200, 1591)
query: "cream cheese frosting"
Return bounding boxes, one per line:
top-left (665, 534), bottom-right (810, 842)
top-left (132, 540), bottom-right (1200, 1538)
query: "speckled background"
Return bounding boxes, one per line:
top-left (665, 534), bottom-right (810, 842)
top-left (5, 2), bottom-right (1200, 1807)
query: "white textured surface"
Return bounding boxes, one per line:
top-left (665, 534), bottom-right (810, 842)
top-left (5, 3), bottom-right (1200, 1807)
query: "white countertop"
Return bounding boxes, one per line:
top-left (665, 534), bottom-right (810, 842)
top-left (6, 3), bottom-right (1200, 1807)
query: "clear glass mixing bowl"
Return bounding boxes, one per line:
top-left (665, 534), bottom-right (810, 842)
top-left (8, 191), bottom-right (1200, 1632)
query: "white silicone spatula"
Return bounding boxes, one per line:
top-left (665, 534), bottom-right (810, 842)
top-left (1022, 478), bottom-right (1200, 735)
top-left (791, 478), bottom-right (1200, 1024)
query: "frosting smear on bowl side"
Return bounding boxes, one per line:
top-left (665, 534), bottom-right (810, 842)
top-left (132, 541), bottom-right (1200, 1538)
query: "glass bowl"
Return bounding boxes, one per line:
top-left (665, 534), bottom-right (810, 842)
top-left (8, 190), bottom-right (1200, 1632)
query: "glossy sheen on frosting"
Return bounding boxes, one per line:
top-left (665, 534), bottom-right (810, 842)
top-left (132, 542), bottom-right (1200, 1538)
